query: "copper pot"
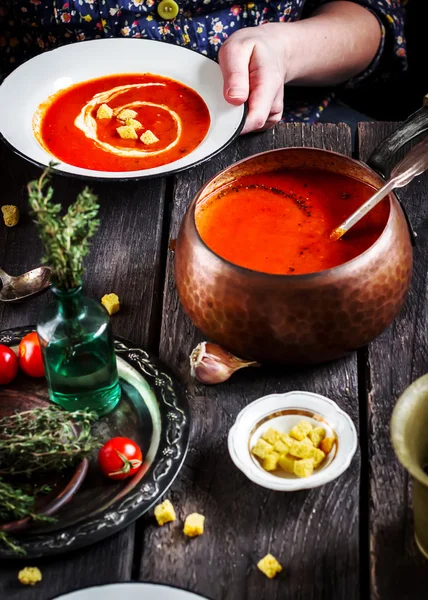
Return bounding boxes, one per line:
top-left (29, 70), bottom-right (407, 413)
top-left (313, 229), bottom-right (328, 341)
top-left (175, 110), bottom-right (428, 364)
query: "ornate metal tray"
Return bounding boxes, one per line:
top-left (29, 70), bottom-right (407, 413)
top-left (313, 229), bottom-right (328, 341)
top-left (0, 326), bottom-right (190, 559)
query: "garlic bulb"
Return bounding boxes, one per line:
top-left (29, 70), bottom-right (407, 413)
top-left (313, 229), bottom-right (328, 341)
top-left (189, 341), bottom-right (259, 385)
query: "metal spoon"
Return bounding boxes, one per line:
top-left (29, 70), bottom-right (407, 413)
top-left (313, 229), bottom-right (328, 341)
top-left (330, 135), bottom-right (428, 241)
top-left (0, 266), bottom-right (51, 302)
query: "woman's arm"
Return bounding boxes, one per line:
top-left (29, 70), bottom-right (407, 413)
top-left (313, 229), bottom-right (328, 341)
top-left (219, 0), bottom-right (403, 133)
top-left (283, 1), bottom-right (382, 86)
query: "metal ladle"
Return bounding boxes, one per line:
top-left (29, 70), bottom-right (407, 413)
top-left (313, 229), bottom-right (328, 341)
top-left (330, 135), bottom-right (428, 241)
top-left (0, 266), bottom-right (51, 302)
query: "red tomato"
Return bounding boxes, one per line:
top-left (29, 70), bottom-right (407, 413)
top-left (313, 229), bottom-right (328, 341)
top-left (18, 332), bottom-right (45, 378)
top-left (98, 437), bottom-right (143, 480)
top-left (0, 345), bottom-right (19, 385)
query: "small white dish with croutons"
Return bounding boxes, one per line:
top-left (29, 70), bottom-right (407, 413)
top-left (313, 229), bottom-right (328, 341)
top-left (228, 391), bottom-right (358, 491)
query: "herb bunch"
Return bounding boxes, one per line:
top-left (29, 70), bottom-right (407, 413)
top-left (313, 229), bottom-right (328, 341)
top-left (0, 406), bottom-right (100, 477)
top-left (28, 166), bottom-right (100, 290)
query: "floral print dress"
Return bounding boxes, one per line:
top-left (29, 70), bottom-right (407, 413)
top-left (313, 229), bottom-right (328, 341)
top-left (0, 0), bottom-right (407, 122)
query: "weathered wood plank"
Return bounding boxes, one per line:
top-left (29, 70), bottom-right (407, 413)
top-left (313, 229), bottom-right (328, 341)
top-left (139, 124), bottom-right (361, 600)
top-left (358, 122), bottom-right (428, 599)
top-left (0, 145), bottom-right (167, 598)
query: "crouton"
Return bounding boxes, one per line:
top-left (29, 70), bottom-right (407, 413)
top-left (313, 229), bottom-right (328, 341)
top-left (251, 438), bottom-right (274, 460)
top-left (117, 109), bottom-right (138, 121)
top-left (262, 452), bottom-right (280, 472)
top-left (96, 103), bottom-right (113, 119)
top-left (278, 454), bottom-right (296, 474)
top-left (309, 447), bottom-right (326, 468)
top-left (101, 293), bottom-right (120, 315)
top-left (293, 458), bottom-right (314, 478)
top-left (125, 118), bottom-right (143, 129)
top-left (140, 129), bottom-right (159, 145)
top-left (154, 499), bottom-right (176, 526)
top-left (261, 427), bottom-right (282, 445)
top-left (1, 205), bottom-right (19, 227)
top-left (308, 426), bottom-right (326, 447)
top-left (281, 433), bottom-right (294, 444)
top-left (288, 437), bottom-right (314, 459)
top-left (257, 554), bottom-right (283, 579)
top-left (290, 420), bottom-right (313, 441)
top-left (18, 567), bottom-right (42, 586)
top-left (117, 125), bottom-right (138, 140)
top-left (183, 513), bottom-right (205, 537)
top-left (320, 437), bottom-right (335, 455)
top-left (273, 438), bottom-right (292, 454)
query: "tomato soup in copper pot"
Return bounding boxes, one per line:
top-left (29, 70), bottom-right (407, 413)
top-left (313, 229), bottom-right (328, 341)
top-left (175, 111), bottom-right (427, 365)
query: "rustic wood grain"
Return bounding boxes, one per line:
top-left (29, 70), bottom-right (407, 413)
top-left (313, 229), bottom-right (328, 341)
top-left (139, 124), bottom-right (361, 600)
top-left (358, 122), bottom-right (428, 599)
top-left (0, 145), bottom-right (167, 598)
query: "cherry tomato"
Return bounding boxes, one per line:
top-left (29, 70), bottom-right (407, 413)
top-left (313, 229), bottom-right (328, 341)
top-left (18, 332), bottom-right (45, 378)
top-left (98, 437), bottom-right (143, 480)
top-left (0, 345), bottom-right (19, 385)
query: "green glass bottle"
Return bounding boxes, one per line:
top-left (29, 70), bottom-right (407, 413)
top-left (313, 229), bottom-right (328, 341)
top-left (37, 285), bottom-right (121, 416)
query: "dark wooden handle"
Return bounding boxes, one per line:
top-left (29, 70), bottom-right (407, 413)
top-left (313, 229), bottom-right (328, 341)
top-left (368, 106), bottom-right (428, 177)
top-left (367, 106), bottom-right (428, 247)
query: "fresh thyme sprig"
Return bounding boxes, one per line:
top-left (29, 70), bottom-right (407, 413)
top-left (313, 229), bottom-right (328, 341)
top-left (0, 406), bottom-right (101, 477)
top-left (0, 478), bottom-right (36, 523)
top-left (28, 165), bottom-right (100, 290)
top-left (0, 531), bottom-right (25, 555)
top-left (0, 478), bottom-right (56, 556)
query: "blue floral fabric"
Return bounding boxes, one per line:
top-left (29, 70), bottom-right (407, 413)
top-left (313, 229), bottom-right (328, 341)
top-left (0, 0), bottom-right (407, 122)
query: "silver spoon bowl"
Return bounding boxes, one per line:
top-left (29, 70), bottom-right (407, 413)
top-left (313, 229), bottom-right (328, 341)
top-left (0, 266), bottom-right (52, 302)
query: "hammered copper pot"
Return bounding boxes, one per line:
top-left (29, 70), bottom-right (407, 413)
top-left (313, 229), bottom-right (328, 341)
top-left (175, 111), bottom-right (428, 365)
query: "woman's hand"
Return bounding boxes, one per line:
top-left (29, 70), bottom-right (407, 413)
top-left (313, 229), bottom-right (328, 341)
top-left (218, 26), bottom-right (288, 135)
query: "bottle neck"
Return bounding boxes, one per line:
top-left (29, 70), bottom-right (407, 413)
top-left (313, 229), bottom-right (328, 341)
top-left (52, 285), bottom-right (84, 320)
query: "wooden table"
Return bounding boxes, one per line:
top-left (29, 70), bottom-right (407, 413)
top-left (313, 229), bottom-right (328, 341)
top-left (1, 122), bottom-right (428, 600)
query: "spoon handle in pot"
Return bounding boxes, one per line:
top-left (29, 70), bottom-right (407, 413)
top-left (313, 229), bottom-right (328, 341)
top-left (330, 135), bottom-right (428, 241)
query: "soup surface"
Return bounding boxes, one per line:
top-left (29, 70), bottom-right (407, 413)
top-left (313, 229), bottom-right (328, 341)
top-left (195, 169), bottom-right (390, 275)
top-left (33, 73), bottom-right (210, 172)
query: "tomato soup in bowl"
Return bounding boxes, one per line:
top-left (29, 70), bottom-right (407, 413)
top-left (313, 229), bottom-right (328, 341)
top-left (33, 73), bottom-right (210, 172)
top-left (175, 147), bottom-right (413, 365)
top-left (195, 169), bottom-right (389, 276)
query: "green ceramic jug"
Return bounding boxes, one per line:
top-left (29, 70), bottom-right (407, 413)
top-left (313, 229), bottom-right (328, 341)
top-left (391, 373), bottom-right (428, 559)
